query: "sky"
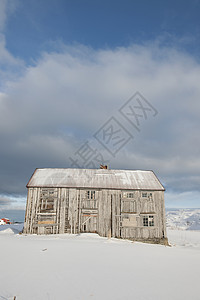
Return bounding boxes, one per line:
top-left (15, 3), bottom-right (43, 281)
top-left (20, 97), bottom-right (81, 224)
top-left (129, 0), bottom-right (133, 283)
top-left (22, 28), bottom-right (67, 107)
top-left (0, 0), bottom-right (200, 218)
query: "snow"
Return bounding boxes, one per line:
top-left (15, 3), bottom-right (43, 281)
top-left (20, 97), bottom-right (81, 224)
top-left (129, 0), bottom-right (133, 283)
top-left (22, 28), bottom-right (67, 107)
top-left (0, 228), bottom-right (16, 235)
top-left (0, 224), bottom-right (200, 300)
top-left (27, 168), bottom-right (164, 190)
top-left (0, 223), bottom-right (23, 234)
top-left (166, 208), bottom-right (200, 230)
top-left (168, 229), bottom-right (200, 249)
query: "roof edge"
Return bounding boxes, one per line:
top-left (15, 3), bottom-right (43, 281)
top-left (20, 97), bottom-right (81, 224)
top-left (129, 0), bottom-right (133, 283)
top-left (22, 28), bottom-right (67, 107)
top-left (26, 168), bottom-right (38, 188)
top-left (151, 170), bottom-right (166, 191)
top-left (27, 167), bottom-right (156, 172)
top-left (27, 185), bottom-right (164, 191)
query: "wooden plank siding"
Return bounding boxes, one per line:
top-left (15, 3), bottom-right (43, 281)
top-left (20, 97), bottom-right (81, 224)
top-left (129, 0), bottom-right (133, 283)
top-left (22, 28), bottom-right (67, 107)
top-left (24, 187), bottom-right (168, 244)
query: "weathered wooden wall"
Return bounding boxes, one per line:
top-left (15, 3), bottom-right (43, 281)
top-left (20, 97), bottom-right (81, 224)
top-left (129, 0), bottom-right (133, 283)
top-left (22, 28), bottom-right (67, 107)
top-left (24, 187), bottom-right (167, 244)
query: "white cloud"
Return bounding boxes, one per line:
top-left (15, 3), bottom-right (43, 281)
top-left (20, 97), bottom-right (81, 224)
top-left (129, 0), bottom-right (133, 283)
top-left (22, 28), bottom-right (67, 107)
top-left (0, 42), bottom-right (200, 207)
top-left (0, 0), bottom-right (18, 32)
top-left (165, 191), bottom-right (200, 208)
top-left (0, 33), bottom-right (24, 66)
top-left (0, 195), bottom-right (11, 205)
top-left (0, 195), bottom-right (26, 210)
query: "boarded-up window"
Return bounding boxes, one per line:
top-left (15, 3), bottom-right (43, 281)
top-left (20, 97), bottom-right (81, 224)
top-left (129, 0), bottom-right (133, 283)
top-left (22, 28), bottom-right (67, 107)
top-left (122, 200), bottom-right (136, 212)
top-left (140, 192), bottom-right (155, 213)
top-left (122, 215), bottom-right (138, 227)
top-left (38, 188), bottom-right (57, 213)
top-left (82, 199), bottom-right (98, 209)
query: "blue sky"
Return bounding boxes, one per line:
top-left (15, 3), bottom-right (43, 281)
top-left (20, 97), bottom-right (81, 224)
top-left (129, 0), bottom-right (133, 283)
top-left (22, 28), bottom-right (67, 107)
top-left (0, 0), bottom-right (200, 216)
top-left (4, 0), bottom-right (200, 60)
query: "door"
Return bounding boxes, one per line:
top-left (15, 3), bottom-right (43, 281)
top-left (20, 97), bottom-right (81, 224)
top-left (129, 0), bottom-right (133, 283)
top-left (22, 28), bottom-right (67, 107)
top-left (80, 195), bottom-right (98, 233)
top-left (81, 213), bottom-right (98, 233)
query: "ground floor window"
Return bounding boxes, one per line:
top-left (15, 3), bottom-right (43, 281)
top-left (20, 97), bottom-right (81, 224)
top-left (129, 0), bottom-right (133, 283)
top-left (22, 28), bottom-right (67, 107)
top-left (143, 215), bottom-right (154, 227)
top-left (143, 217), bottom-right (148, 226)
top-left (149, 216), bottom-right (154, 226)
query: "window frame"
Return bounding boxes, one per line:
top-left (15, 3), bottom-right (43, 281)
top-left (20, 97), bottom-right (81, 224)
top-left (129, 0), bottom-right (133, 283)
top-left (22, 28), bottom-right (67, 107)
top-left (143, 217), bottom-right (149, 227)
top-left (142, 192), bottom-right (153, 200)
top-left (87, 190), bottom-right (96, 200)
top-left (127, 192), bottom-right (134, 198)
top-left (142, 215), bottom-right (155, 227)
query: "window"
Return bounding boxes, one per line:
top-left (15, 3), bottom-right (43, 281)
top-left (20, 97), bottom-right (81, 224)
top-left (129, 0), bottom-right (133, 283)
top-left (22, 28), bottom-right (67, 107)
top-left (142, 192), bottom-right (147, 198)
top-left (143, 217), bottom-right (148, 226)
top-left (142, 192), bottom-right (153, 199)
top-left (149, 193), bottom-right (153, 200)
top-left (127, 193), bottom-right (134, 198)
top-left (123, 192), bottom-right (135, 198)
top-left (87, 191), bottom-right (95, 200)
top-left (122, 200), bottom-right (136, 213)
top-left (39, 188), bottom-right (57, 213)
top-left (143, 216), bottom-right (154, 227)
top-left (149, 216), bottom-right (154, 226)
top-left (121, 215), bottom-right (137, 227)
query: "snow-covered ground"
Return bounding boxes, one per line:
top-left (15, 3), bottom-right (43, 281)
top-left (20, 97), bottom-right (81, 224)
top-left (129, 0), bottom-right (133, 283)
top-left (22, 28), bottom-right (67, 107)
top-left (166, 208), bottom-right (200, 250)
top-left (0, 222), bottom-right (200, 300)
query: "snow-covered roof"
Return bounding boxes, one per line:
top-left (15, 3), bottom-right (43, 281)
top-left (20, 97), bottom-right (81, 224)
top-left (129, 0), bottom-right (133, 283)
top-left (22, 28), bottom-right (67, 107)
top-left (27, 168), bottom-right (165, 191)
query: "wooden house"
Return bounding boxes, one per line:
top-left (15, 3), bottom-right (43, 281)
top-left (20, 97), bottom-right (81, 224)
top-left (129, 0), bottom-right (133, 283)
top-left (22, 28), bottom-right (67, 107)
top-left (24, 168), bottom-right (168, 244)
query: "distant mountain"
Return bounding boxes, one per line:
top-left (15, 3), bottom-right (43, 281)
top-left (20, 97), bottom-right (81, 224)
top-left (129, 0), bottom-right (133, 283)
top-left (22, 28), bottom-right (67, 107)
top-left (166, 209), bottom-right (200, 230)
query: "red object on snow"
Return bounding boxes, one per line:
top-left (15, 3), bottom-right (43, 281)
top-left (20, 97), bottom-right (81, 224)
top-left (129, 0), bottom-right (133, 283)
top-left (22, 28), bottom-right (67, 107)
top-left (1, 218), bottom-right (11, 224)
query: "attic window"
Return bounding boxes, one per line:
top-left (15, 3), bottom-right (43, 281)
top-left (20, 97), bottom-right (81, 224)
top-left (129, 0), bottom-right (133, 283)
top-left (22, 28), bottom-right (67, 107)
top-left (87, 191), bottom-right (95, 200)
top-left (127, 193), bottom-right (134, 198)
top-left (142, 192), bottom-right (153, 199)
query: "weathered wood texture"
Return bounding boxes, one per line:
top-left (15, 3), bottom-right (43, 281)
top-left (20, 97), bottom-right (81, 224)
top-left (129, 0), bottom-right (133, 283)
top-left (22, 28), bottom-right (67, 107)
top-left (24, 187), bottom-right (167, 244)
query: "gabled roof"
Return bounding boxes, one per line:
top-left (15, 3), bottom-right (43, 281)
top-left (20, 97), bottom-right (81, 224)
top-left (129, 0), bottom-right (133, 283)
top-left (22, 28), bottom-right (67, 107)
top-left (27, 168), bottom-right (165, 191)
